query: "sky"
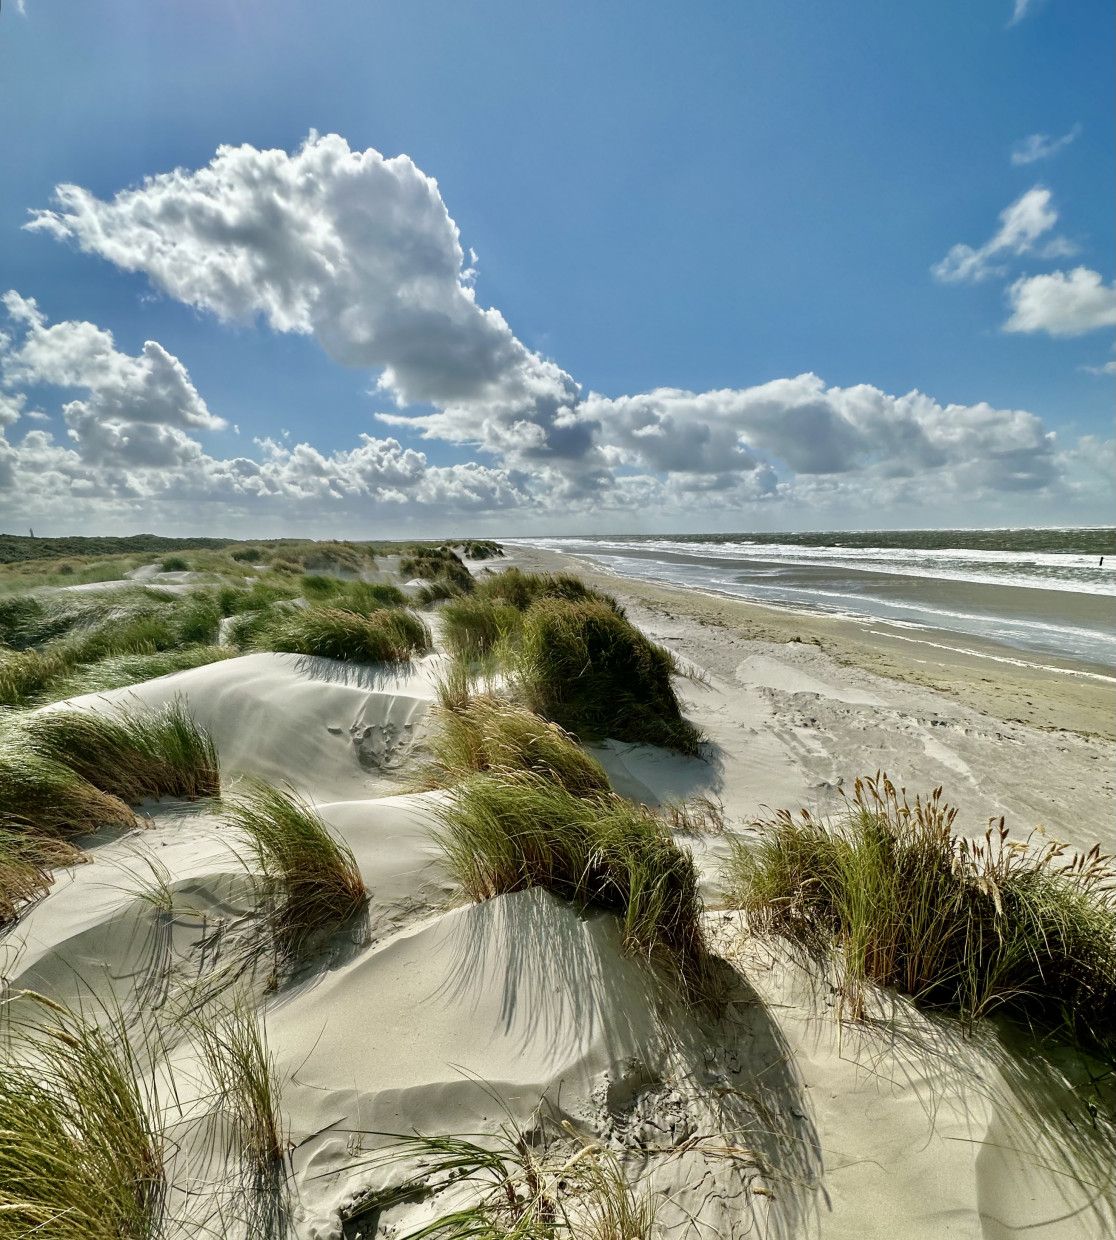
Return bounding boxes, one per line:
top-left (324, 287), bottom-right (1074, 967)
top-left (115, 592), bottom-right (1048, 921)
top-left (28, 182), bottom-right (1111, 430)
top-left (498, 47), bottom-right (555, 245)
top-left (0, 0), bottom-right (1112, 538)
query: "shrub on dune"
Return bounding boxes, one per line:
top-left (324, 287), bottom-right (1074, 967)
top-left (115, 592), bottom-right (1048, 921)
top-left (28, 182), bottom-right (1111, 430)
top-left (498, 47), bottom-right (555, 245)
top-left (224, 782), bottom-right (367, 960)
top-left (514, 598), bottom-right (701, 754)
top-left (459, 538), bottom-right (504, 560)
top-left (0, 1001), bottom-right (167, 1240)
top-left (437, 770), bottom-right (711, 997)
top-left (441, 597), bottom-right (523, 660)
top-left (426, 695), bottom-right (611, 796)
top-left (23, 700), bottom-right (220, 804)
top-left (0, 830), bottom-right (84, 927)
top-left (255, 606), bottom-right (431, 664)
top-left (725, 774), bottom-right (1116, 1058)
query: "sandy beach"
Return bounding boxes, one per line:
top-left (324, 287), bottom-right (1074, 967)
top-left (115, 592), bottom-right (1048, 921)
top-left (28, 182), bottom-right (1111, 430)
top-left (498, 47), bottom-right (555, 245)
top-left (2, 545), bottom-right (1113, 1239)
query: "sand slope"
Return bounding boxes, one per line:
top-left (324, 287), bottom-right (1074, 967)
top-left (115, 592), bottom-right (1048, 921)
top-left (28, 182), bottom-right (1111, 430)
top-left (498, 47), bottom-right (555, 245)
top-left (3, 575), bottom-right (1114, 1238)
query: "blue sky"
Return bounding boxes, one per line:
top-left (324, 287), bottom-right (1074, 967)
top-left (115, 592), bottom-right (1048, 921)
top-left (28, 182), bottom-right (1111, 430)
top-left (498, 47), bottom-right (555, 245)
top-left (0, 0), bottom-right (1112, 536)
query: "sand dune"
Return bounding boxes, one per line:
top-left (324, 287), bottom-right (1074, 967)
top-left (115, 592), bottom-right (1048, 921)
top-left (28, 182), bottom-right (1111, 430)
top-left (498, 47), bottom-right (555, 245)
top-left (2, 555), bottom-right (1112, 1239)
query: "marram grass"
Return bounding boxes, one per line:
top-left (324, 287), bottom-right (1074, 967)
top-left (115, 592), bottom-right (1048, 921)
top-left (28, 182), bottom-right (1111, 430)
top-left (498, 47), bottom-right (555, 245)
top-left (24, 699), bottom-right (220, 804)
top-left (253, 605), bottom-right (431, 664)
top-left (224, 782), bottom-right (368, 961)
top-left (473, 567), bottom-right (623, 614)
top-left (424, 695), bottom-right (611, 797)
top-left (192, 1001), bottom-right (287, 1185)
top-left (0, 998), bottom-right (167, 1240)
top-left (32, 645), bottom-right (234, 705)
top-left (0, 720), bottom-right (137, 838)
top-left (514, 598), bottom-right (702, 754)
top-left (436, 770), bottom-right (712, 999)
top-left (724, 773), bottom-right (1116, 1058)
top-left (344, 1114), bottom-right (654, 1240)
top-left (440, 596), bottom-right (523, 660)
top-left (0, 829), bottom-right (84, 927)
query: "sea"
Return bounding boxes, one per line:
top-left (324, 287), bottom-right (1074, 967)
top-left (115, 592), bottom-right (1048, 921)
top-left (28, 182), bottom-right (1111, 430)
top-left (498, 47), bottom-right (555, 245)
top-left (511, 529), bottom-right (1116, 676)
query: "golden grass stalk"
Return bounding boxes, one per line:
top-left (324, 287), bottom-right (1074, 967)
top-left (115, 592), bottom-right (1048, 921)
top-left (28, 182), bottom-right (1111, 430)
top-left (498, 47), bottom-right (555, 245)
top-left (725, 773), bottom-right (1116, 1058)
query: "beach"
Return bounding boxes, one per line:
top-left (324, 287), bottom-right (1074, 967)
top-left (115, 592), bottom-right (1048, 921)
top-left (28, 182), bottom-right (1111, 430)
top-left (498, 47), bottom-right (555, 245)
top-left (2, 542), bottom-right (1113, 1238)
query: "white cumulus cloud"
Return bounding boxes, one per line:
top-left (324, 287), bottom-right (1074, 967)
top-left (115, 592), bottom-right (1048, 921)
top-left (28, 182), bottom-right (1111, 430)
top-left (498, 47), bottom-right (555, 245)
top-left (9, 135), bottom-right (1110, 530)
top-left (932, 187), bottom-right (1068, 284)
top-left (27, 133), bottom-right (593, 473)
top-left (1004, 267), bottom-right (1116, 336)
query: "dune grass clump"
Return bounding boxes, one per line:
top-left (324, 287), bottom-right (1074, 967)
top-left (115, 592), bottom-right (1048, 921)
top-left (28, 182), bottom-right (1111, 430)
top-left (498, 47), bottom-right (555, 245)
top-left (459, 538), bottom-right (504, 560)
top-left (474, 567), bottom-right (622, 614)
top-left (437, 771), bottom-right (711, 996)
top-left (514, 598), bottom-right (701, 754)
top-left (441, 597), bottom-right (523, 660)
top-left (159, 555), bottom-right (190, 572)
top-left (426, 695), bottom-right (612, 796)
top-left (0, 645), bottom-right (74, 707)
top-left (0, 1001), bottom-right (167, 1240)
top-left (34, 646), bottom-right (234, 704)
top-left (399, 546), bottom-right (475, 594)
top-left (0, 830), bottom-right (84, 926)
top-left (224, 782), bottom-right (367, 961)
top-left (255, 606), bottom-right (431, 665)
top-left (0, 724), bottom-right (136, 838)
top-left (23, 700), bottom-right (220, 804)
top-left (414, 578), bottom-right (468, 607)
top-left (193, 1002), bottom-right (287, 1186)
top-left (725, 774), bottom-right (1116, 1057)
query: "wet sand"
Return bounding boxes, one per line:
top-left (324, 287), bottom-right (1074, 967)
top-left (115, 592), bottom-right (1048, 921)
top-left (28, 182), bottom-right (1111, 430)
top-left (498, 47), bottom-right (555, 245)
top-left (507, 543), bottom-right (1116, 740)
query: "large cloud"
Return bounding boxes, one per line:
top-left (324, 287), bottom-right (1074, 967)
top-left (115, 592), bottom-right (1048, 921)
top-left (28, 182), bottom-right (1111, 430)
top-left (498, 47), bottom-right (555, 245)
top-left (1004, 267), bottom-right (1116, 336)
top-left (9, 135), bottom-right (1109, 530)
top-left (27, 133), bottom-right (594, 470)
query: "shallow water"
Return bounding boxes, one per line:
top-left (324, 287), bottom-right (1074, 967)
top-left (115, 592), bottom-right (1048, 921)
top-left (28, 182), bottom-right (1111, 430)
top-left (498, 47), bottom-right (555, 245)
top-left (514, 530), bottom-right (1116, 671)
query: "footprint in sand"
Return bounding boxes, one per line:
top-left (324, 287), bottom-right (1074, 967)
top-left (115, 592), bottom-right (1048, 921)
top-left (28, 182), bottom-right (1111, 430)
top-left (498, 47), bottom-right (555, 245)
top-left (349, 719), bottom-right (416, 770)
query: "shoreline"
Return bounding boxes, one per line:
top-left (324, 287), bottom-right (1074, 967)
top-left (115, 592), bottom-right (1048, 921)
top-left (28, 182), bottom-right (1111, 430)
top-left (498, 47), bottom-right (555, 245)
top-left (505, 543), bottom-right (1116, 740)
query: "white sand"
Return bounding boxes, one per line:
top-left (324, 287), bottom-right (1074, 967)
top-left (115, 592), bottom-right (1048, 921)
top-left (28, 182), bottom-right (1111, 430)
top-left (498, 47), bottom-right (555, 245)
top-left (3, 565), bottom-right (1113, 1238)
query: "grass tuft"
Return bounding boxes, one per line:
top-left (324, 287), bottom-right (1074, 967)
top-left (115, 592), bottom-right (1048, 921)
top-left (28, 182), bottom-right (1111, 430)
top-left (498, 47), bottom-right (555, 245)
top-left (474, 567), bottom-right (623, 614)
top-left (193, 1001), bottom-right (287, 1185)
top-left (224, 782), bottom-right (368, 961)
top-left (0, 999), bottom-right (167, 1240)
top-left (0, 830), bottom-right (84, 927)
top-left (514, 598), bottom-right (702, 754)
top-left (23, 700), bottom-right (220, 804)
top-left (441, 597), bottom-right (523, 661)
top-left (33, 646), bottom-right (234, 704)
top-left (724, 773), bottom-right (1116, 1058)
top-left (343, 1109), bottom-right (653, 1239)
top-left (425, 695), bottom-right (611, 797)
top-left (437, 771), bottom-right (711, 998)
top-left (0, 720), bottom-right (137, 838)
top-left (254, 606), bottom-right (431, 665)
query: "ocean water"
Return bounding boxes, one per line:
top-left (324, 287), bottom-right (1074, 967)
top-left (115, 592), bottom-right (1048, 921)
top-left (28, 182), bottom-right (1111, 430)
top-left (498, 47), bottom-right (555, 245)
top-left (513, 530), bottom-right (1116, 673)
